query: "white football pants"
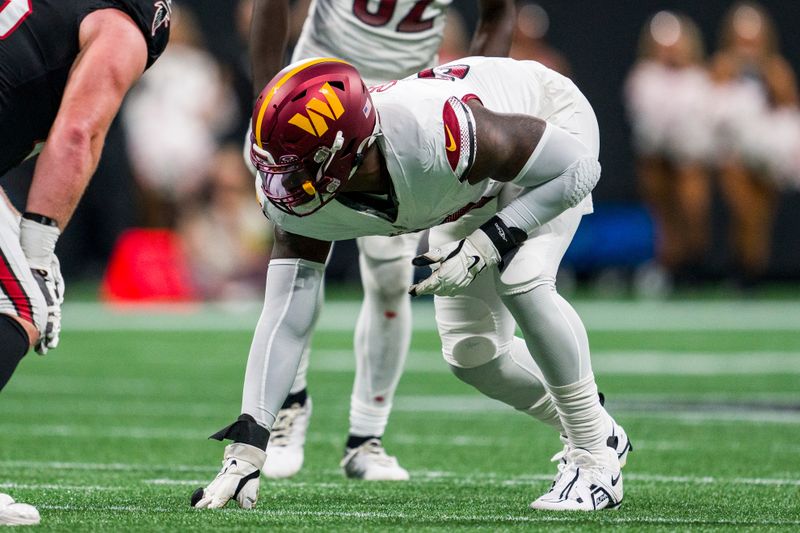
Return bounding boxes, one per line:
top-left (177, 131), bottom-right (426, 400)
top-left (0, 188), bottom-right (46, 335)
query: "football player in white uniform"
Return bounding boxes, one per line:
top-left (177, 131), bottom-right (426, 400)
top-left (192, 56), bottom-right (632, 511)
top-left (248, 0), bottom-right (516, 481)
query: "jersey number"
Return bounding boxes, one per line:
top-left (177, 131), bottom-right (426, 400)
top-left (353, 0), bottom-right (436, 33)
top-left (0, 0), bottom-right (32, 39)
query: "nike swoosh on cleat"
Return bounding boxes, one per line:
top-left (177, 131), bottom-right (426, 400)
top-left (467, 256), bottom-right (481, 271)
top-left (611, 473), bottom-right (621, 486)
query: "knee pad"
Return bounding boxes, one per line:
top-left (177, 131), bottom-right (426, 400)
top-left (449, 353), bottom-right (546, 410)
top-left (445, 335), bottom-right (499, 368)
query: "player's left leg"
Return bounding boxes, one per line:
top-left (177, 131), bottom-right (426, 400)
top-left (497, 204), bottom-right (626, 510)
top-left (340, 234), bottom-right (418, 480)
top-left (429, 208), bottom-right (563, 432)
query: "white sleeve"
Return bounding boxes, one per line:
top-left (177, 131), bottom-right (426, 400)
top-left (240, 258), bottom-right (324, 430)
top-left (497, 122), bottom-right (600, 233)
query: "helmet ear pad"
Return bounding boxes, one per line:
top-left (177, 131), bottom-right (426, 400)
top-left (250, 59), bottom-right (378, 215)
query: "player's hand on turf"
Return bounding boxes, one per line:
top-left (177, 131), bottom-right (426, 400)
top-left (409, 229), bottom-right (501, 297)
top-left (19, 215), bottom-right (63, 355)
top-left (191, 443), bottom-right (265, 509)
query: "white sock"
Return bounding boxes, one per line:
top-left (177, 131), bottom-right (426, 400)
top-left (349, 396), bottom-right (393, 437)
top-left (523, 394), bottom-right (564, 433)
top-left (548, 373), bottom-right (611, 455)
top-left (508, 337), bottom-right (564, 433)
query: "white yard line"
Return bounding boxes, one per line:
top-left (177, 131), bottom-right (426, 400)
top-left (306, 349), bottom-right (800, 375)
top-left (4, 461), bottom-right (799, 489)
top-left (0, 482), bottom-right (122, 491)
top-left (7, 351), bottom-right (800, 388)
top-left (1, 397), bottom-right (799, 445)
top-left (32, 504), bottom-right (800, 526)
top-left (0, 460), bottom-right (215, 473)
top-left (62, 300), bottom-right (800, 332)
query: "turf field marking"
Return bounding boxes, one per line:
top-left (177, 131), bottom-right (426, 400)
top-left (62, 300), bottom-right (800, 332)
top-left (391, 396), bottom-right (800, 423)
top-left (33, 504), bottom-right (800, 525)
top-left (312, 350), bottom-right (800, 374)
top-left (494, 473), bottom-right (800, 487)
top-left (0, 460), bottom-right (216, 473)
top-left (144, 479), bottom-right (210, 486)
top-left (5, 461), bottom-right (798, 489)
top-left (0, 482), bottom-right (122, 491)
top-left (2, 401), bottom-right (799, 448)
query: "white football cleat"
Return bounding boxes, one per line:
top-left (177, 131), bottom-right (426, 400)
top-left (551, 417), bottom-right (633, 472)
top-left (263, 399), bottom-right (312, 479)
top-left (340, 438), bottom-right (409, 481)
top-left (0, 492), bottom-right (41, 526)
top-left (546, 417), bottom-right (632, 497)
top-left (530, 448), bottom-right (623, 511)
top-left (606, 418), bottom-right (633, 467)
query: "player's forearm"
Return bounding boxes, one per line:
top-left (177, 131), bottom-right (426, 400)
top-left (26, 10), bottom-right (146, 229)
top-left (241, 258), bottom-right (325, 430)
top-left (25, 123), bottom-right (103, 229)
top-left (250, 0), bottom-right (290, 96)
top-left (469, 0), bottom-right (515, 57)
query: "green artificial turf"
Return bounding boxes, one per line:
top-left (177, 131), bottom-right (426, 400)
top-left (1, 298), bottom-right (799, 531)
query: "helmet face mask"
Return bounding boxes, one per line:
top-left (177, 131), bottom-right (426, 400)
top-left (249, 58), bottom-right (378, 217)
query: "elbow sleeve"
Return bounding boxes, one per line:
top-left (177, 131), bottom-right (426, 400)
top-left (512, 121), bottom-right (598, 189)
top-left (497, 123), bottom-right (601, 234)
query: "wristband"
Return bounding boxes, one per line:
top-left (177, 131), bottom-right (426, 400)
top-left (479, 216), bottom-right (527, 258)
top-left (22, 212), bottom-right (59, 228)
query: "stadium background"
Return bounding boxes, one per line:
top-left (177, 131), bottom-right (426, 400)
top-left (2, 2), bottom-right (799, 529)
top-left (3, 0), bottom-right (800, 296)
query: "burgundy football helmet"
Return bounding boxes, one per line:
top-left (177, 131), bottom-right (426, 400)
top-left (250, 58), bottom-right (379, 216)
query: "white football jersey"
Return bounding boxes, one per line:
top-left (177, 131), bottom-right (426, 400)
top-left (259, 57), bottom-right (594, 241)
top-left (292, 0), bottom-right (452, 85)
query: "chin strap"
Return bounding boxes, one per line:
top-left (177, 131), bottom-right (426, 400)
top-left (349, 118), bottom-right (383, 179)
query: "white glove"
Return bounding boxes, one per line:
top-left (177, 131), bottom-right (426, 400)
top-left (191, 443), bottom-right (265, 509)
top-left (20, 216), bottom-right (63, 355)
top-left (409, 228), bottom-right (501, 297)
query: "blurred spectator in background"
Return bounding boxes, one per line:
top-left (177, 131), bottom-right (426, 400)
top-left (625, 11), bottom-right (714, 295)
top-left (123, 4), bottom-right (236, 227)
top-left (509, 2), bottom-right (570, 76)
top-left (710, 1), bottom-right (800, 289)
top-left (179, 144), bottom-right (271, 300)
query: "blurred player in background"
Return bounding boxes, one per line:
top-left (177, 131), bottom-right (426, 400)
top-left (192, 55), bottom-right (632, 512)
top-left (247, 0), bottom-right (515, 481)
top-left (509, 1), bottom-right (570, 76)
top-left (710, 1), bottom-right (799, 289)
top-left (625, 11), bottom-right (714, 295)
top-left (0, 0), bottom-right (171, 525)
